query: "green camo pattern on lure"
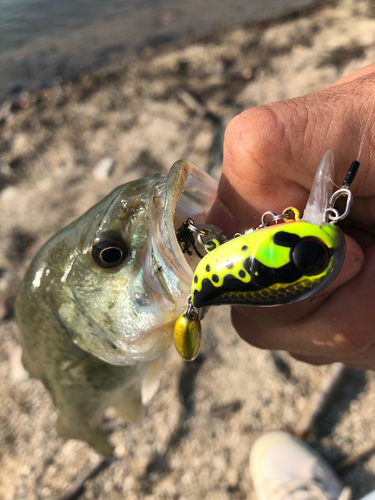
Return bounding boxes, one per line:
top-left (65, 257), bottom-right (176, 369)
top-left (173, 150), bottom-right (360, 361)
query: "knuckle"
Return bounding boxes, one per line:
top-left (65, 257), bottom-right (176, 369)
top-left (224, 105), bottom-right (282, 161)
top-left (223, 100), bottom-right (310, 177)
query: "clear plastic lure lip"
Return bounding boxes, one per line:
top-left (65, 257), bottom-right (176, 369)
top-left (302, 150), bottom-right (334, 226)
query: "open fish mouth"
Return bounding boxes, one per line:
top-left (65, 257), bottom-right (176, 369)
top-left (163, 159), bottom-right (218, 279)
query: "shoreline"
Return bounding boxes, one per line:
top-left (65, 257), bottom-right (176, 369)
top-left (0, 0), bottom-right (330, 106)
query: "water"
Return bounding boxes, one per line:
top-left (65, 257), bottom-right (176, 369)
top-left (0, 0), bottom-right (326, 103)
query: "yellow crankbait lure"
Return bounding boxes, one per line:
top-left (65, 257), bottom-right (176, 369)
top-left (191, 211), bottom-right (344, 308)
top-left (173, 151), bottom-right (360, 361)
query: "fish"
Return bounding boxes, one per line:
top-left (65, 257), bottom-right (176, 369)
top-left (16, 159), bottom-right (217, 455)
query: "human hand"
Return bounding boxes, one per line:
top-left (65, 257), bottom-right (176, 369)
top-left (208, 64), bottom-right (375, 369)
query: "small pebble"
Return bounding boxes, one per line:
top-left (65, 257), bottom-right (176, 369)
top-left (225, 467), bottom-right (239, 488)
top-left (93, 156), bottom-right (115, 181)
top-left (9, 346), bottom-right (29, 382)
top-left (0, 186), bottom-right (18, 201)
top-left (213, 455), bottom-right (227, 472)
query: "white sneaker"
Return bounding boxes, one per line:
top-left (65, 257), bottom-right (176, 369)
top-left (250, 432), bottom-right (352, 500)
top-left (360, 493), bottom-right (375, 500)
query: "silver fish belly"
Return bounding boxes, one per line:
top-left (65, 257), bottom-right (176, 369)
top-left (16, 160), bottom-right (217, 455)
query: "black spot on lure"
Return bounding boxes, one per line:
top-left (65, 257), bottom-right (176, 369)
top-left (173, 151), bottom-right (360, 361)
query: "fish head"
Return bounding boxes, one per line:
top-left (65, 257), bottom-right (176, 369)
top-left (25, 161), bottom-right (217, 365)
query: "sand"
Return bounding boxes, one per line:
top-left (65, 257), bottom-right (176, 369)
top-left (1, 0), bottom-right (375, 498)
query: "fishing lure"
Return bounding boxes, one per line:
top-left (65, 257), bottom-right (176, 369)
top-left (174, 151), bottom-right (360, 361)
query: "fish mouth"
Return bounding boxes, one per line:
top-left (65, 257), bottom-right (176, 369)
top-left (163, 159), bottom-right (218, 287)
top-left (144, 158), bottom-right (218, 323)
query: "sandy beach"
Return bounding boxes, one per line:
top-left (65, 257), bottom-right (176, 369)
top-left (2, 0), bottom-right (375, 498)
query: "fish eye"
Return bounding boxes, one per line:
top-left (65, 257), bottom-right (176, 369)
top-left (92, 233), bottom-right (128, 268)
top-left (291, 237), bottom-right (330, 276)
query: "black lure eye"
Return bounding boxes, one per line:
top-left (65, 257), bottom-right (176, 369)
top-left (92, 232), bottom-right (128, 268)
top-left (291, 238), bottom-right (330, 276)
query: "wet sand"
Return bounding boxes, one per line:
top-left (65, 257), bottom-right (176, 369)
top-left (2, 0), bottom-right (375, 498)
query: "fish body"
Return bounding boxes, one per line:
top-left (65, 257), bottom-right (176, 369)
top-left (16, 160), bottom-right (217, 454)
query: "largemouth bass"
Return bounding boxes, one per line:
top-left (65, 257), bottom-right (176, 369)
top-left (16, 160), bottom-right (217, 455)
